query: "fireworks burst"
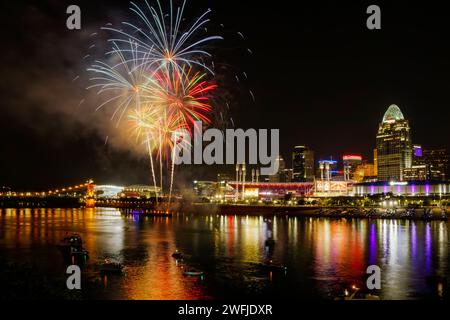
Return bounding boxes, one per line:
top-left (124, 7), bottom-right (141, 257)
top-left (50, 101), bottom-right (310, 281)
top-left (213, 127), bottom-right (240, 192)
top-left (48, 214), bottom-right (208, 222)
top-left (103, 0), bottom-right (222, 75)
top-left (88, 0), bottom-right (221, 210)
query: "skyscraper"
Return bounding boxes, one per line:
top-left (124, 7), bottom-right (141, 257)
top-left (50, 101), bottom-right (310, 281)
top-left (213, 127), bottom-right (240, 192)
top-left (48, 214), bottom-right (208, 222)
top-left (292, 146), bottom-right (314, 182)
top-left (423, 148), bottom-right (449, 180)
top-left (376, 104), bottom-right (412, 181)
top-left (268, 156), bottom-right (286, 182)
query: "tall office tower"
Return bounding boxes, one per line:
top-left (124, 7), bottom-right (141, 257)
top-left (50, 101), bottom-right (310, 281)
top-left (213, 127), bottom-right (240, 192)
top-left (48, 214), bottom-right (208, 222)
top-left (279, 168), bottom-right (293, 182)
top-left (292, 146), bottom-right (314, 182)
top-left (423, 148), bottom-right (449, 180)
top-left (376, 104), bottom-right (413, 181)
top-left (373, 148), bottom-right (378, 177)
top-left (268, 156), bottom-right (286, 182)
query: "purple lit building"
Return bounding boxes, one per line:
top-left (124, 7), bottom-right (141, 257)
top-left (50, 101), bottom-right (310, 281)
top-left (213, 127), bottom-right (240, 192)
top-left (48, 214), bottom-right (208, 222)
top-left (353, 180), bottom-right (450, 196)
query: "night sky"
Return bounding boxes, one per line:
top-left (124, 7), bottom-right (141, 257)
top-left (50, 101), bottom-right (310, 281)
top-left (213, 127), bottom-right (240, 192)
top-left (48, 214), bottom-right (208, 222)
top-left (1, 0), bottom-right (450, 189)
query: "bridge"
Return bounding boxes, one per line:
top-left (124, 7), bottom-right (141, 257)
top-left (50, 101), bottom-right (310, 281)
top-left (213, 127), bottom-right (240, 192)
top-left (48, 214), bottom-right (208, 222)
top-left (0, 179), bottom-right (95, 208)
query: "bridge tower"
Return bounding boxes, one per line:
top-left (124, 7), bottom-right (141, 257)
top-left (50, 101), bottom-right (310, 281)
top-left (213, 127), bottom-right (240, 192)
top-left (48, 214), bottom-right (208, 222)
top-left (85, 179), bottom-right (95, 208)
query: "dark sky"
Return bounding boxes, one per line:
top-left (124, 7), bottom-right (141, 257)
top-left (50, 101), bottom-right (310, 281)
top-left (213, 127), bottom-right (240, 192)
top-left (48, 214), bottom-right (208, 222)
top-left (1, 0), bottom-right (450, 189)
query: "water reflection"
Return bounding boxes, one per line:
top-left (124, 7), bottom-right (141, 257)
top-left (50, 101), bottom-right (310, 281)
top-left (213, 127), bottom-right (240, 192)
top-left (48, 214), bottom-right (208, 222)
top-left (0, 208), bottom-right (448, 299)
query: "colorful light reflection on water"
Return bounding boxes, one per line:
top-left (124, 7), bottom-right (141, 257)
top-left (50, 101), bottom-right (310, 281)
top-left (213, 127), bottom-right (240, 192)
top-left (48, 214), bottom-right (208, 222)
top-left (0, 208), bottom-right (448, 299)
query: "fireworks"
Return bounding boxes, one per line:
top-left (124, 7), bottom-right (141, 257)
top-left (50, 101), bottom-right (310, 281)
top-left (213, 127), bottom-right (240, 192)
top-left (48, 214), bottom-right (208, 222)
top-left (88, 0), bottom-right (220, 209)
top-left (103, 0), bottom-right (222, 75)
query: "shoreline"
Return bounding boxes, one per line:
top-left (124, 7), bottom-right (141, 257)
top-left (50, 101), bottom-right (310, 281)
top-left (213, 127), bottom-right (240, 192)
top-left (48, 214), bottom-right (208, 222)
top-left (1, 203), bottom-right (448, 221)
top-left (188, 203), bottom-right (449, 221)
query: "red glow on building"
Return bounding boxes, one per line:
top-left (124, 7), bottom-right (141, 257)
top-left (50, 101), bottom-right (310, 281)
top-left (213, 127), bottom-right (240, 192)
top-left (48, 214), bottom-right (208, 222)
top-left (342, 154), bottom-right (362, 161)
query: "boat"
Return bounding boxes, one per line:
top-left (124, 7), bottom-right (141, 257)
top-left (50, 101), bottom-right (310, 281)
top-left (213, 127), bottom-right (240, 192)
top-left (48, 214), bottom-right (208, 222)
top-left (71, 248), bottom-right (89, 258)
top-left (183, 270), bottom-right (204, 277)
top-left (57, 234), bottom-right (88, 263)
top-left (422, 208), bottom-right (433, 220)
top-left (171, 250), bottom-right (184, 259)
top-left (335, 285), bottom-right (380, 300)
top-left (100, 259), bottom-right (123, 274)
top-left (258, 260), bottom-right (287, 272)
top-left (57, 234), bottom-right (83, 251)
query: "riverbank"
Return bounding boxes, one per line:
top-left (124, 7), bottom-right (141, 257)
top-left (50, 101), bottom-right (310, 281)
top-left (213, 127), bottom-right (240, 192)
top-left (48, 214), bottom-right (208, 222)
top-left (189, 203), bottom-right (448, 220)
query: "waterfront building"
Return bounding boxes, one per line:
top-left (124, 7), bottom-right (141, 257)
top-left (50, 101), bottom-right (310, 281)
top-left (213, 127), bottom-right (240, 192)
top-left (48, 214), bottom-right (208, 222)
top-left (423, 148), bottom-right (449, 180)
top-left (279, 168), bottom-right (293, 183)
top-left (193, 181), bottom-right (217, 198)
top-left (403, 165), bottom-right (428, 181)
top-left (217, 173), bottom-right (232, 183)
top-left (343, 154), bottom-right (363, 181)
top-left (318, 159), bottom-right (338, 181)
top-left (292, 146), bottom-right (314, 182)
top-left (353, 180), bottom-right (450, 196)
top-left (226, 180), bottom-right (351, 199)
top-left (121, 185), bottom-right (160, 198)
top-left (376, 104), bottom-right (413, 181)
top-left (373, 148), bottom-right (378, 177)
top-left (269, 156), bottom-right (286, 182)
top-left (413, 144), bottom-right (423, 158)
top-left (354, 162), bottom-right (377, 182)
top-left (410, 147), bottom-right (449, 180)
top-left (94, 185), bottom-right (124, 198)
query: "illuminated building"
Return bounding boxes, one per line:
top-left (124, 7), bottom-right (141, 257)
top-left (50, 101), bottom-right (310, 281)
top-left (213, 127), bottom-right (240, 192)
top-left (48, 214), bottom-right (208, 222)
top-left (343, 154), bottom-right (362, 181)
top-left (353, 180), bottom-right (450, 196)
top-left (120, 185), bottom-right (160, 198)
top-left (215, 174), bottom-right (235, 199)
top-left (227, 181), bottom-right (351, 199)
top-left (354, 163), bottom-right (377, 182)
top-left (422, 148), bottom-right (449, 180)
top-left (403, 165), bottom-right (428, 181)
top-left (193, 181), bottom-right (217, 198)
top-left (373, 148), bottom-right (378, 177)
top-left (318, 159), bottom-right (338, 181)
top-left (217, 173), bottom-right (231, 183)
top-left (279, 168), bottom-right (293, 183)
top-left (376, 104), bottom-right (412, 181)
top-left (411, 148), bottom-right (449, 180)
top-left (94, 185), bottom-right (124, 198)
top-left (314, 180), bottom-right (351, 196)
top-left (292, 146), bottom-right (314, 182)
top-left (413, 144), bottom-right (423, 157)
top-left (269, 156), bottom-right (286, 182)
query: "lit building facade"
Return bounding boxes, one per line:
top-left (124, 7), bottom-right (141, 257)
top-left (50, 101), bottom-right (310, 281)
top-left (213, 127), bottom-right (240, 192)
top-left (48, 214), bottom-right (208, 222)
top-left (279, 168), bottom-right (293, 183)
top-left (94, 185), bottom-right (124, 198)
top-left (354, 163), bottom-right (377, 182)
top-left (120, 185), bottom-right (160, 198)
top-left (423, 148), bottom-right (449, 180)
top-left (227, 181), bottom-right (350, 199)
top-left (217, 173), bottom-right (232, 183)
top-left (193, 181), bottom-right (217, 198)
top-left (292, 146), bottom-right (314, 182)
top-left (403, 165), bottom-right (428, 181)
top-left (318, 159), bottom-right (339, 181)
top-left (353, 180), bottom-right (450, 197)
top-left (410, 147), bottom-right (449, 180)
top-left (343, 154), bottom-right (362, 181)
top-left (373, 148), bottom-right (378, 177)
top-left (376, 104), bottom-right (412, 181)
top-left (269, 156), bottom-right (286, 182)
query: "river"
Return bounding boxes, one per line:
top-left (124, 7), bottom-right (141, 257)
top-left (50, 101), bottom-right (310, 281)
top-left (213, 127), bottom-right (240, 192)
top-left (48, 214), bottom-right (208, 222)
top-left (0, 207), bottom-right (448, 300)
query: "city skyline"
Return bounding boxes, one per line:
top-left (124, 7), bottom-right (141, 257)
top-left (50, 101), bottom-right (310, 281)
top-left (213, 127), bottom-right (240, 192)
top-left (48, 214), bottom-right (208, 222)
top-left (2, 1), bottom-right (450, 189)
top-left (2, 0), bottom-right (450, 305)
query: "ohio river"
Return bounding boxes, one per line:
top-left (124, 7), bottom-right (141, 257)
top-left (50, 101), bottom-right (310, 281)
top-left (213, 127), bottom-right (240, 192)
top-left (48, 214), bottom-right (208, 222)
top-left (0, 207), bottom-right (448, 300)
